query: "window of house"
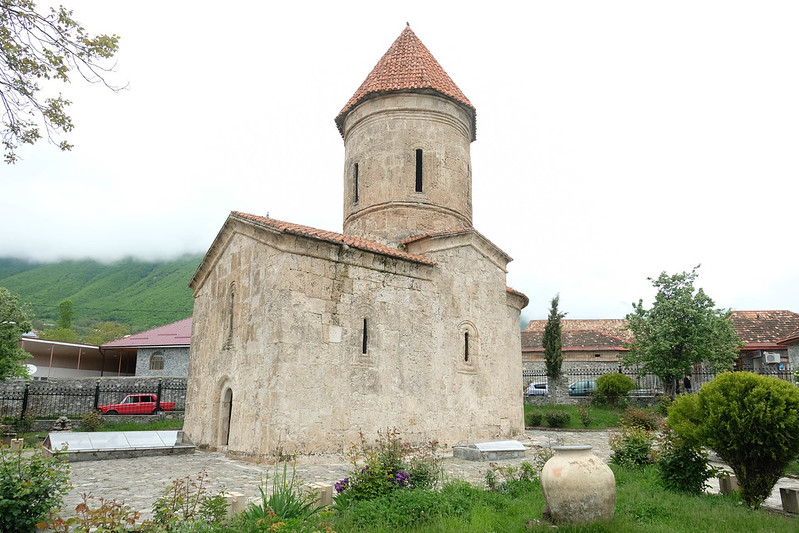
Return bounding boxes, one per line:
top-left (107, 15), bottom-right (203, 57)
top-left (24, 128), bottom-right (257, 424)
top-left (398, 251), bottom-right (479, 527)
top-left (150, 352), bottom-right (165, 371)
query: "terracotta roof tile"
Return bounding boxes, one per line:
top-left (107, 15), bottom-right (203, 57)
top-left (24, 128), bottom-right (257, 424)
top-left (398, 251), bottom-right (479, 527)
top-left (521, 329), bottom-right (629, 352)
top-left (335, 26), bottom-right (475, 138)
top-left (525, 319), bottom-right (634, 343)
top-left (102, 318), bottom-right (192, 348)
top-left (778, 327), bottom-right (799, 345)
top-left (401, 227), bottom-right (512, 261)
top-left (730, 310), bottom-right (799, 348)
top-left (231, 212), bottom-right (435, 265)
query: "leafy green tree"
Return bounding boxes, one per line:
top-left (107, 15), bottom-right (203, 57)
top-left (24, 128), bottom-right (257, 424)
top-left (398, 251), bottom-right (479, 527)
top-left (0, 287), bottom-right (32, 380)
top-left (82, 321), bottom-right (129, 345)
top-left (543, 294), bottom-right (566, 379)
top-left (56, 299), bottom-right (73, 329)
top-left (668, 372), bottom-right (799, 508)
top-left (38, 326), bottom-right (78, 343)
top-left (1, 0), bottom-right (121, 163)
top-left (39, 298), bottom-right (78, 342)
top-left (623, 266), bottom-right (741, 397)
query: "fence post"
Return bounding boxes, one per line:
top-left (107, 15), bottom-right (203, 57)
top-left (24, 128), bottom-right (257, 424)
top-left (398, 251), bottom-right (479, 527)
top-left (93, 380), bottom-right (101, 411)
top-left (20, 382), bottom-right (30, 420)
top-left (156, 378), bottom-right (163, 412)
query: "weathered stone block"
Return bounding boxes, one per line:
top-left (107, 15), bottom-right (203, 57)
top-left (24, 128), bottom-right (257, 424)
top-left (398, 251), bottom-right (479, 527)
top-left (780, 487), bottom-right (799, 514)
top-left (718, 473), bottom-right (739, 494)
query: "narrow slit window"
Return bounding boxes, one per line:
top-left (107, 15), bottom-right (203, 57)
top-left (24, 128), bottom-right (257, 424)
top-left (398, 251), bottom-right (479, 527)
top-left (464, 332), bottom-right (469, 362)
top-left (362, 318), bottom-right (368, 354)
top-left (225, 284), bottom-right (235, 349)
top-left (353, 163), bottom-right (359, 203)
top-left (415, 149), bottom-right (423, 192)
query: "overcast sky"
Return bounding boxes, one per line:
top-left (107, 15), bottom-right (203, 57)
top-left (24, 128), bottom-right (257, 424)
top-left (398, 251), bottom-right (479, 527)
top-left (2, 1), bottom-right (798, 322)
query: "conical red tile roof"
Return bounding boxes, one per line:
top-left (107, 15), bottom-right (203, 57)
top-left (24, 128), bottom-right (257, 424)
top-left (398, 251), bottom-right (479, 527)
top-left (335, 25), bottom-right (475, 138)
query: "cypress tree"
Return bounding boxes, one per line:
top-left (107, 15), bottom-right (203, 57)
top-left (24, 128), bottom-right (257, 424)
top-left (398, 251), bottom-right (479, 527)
top-left (543, 294), bottom-right (566, 378)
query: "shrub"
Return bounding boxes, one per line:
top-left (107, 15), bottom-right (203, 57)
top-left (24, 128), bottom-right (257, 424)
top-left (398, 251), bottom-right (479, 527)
top-left (596, 373), bottom-right (636, 404)
top-left (0, 445), bottom-right (70, 533)
top-left (668, 371), bottom-right (799, 508)
top-left (525, 411), bottom-right (543, 427)
top-left (577, 404), bottom-right (593, 427)
top-left (148, 470), bottom-right (228, 529)
top-left (49, 494), bottom-right (142, 532)
top-left (335, 429), bottom-right (442, 505)
top-left (609, 425), bottom-right (658, 468)
top-left (621, 406), bottom-right (662, 431)
top-left (12, 410), bottom-right (36, 434)
top-left (80, 410), bottom-right (103, 432)
top-left (543, 410), bottom-right (570, 428)
top-left (657, 430), bottom-right (718, 495)
top-left (657, 395), bottom-right (673, 417)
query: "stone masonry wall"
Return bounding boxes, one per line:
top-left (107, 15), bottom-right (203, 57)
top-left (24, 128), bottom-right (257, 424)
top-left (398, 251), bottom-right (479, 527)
top-left (184, 223), bottom-right (524, 459)
top-left (135, 347), bottom-right (190, 376)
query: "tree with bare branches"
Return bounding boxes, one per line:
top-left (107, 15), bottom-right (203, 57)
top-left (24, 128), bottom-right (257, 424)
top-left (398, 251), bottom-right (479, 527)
top-left (1, 0), bottom-right (120, 163)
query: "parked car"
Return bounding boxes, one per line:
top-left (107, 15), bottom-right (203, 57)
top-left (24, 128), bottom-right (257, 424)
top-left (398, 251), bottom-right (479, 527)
top-left (568, 379), bottom-right (597, 396)
top-left (98, 394), bottom-right (175, 415)
top-left (525, 382), bottom-right (548, 396)
top-left (628, 388), bottom-right (658, 397)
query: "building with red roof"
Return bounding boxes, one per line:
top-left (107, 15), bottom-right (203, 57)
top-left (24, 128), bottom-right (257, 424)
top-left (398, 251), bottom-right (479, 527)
top-left (184, 26), bottom-right (528, 459)
top-left (102, 317), bottom-right (192, 376)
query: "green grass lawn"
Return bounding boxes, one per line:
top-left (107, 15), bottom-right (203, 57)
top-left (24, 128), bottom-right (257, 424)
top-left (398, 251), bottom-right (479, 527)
top-left (329, 466), bottom-right (796, 532)
top-left (18, 418), bottom-right (184, 443)
top-left (524, 403), bottom-right (630, 430)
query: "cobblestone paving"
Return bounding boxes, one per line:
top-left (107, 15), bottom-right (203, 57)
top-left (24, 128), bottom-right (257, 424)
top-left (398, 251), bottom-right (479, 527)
top-left (61, 429), bottom-right (798, 520)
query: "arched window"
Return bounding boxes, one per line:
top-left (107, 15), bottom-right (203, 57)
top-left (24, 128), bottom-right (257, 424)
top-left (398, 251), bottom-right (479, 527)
top-left (458, 321), bottom-right (479, 371)
top-left (149, 351), bottom-right (165, 371)
top-left (224, 282), bottom-right (236, 349)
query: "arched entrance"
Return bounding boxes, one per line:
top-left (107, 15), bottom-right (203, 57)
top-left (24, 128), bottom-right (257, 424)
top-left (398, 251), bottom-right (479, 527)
top-left (219, 387), bottom-right (233, 446)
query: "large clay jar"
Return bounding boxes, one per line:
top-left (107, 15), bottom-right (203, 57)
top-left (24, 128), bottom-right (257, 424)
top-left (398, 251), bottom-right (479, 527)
top-left (540, 445), bottom-right (616, 524)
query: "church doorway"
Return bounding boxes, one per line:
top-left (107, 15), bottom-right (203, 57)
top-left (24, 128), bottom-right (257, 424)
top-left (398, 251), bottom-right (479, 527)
top-left (220, 387), bottom-right (233, 446)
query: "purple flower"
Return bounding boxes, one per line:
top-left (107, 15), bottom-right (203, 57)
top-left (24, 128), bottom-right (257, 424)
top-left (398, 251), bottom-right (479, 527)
top-left (335, 477), bottom-right (350, 493)
top-left (394, 470), bottom-right (410, 487)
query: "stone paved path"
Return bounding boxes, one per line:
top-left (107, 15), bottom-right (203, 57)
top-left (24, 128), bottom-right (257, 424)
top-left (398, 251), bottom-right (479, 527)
top-left (60, 429), bottom-right (799, 520)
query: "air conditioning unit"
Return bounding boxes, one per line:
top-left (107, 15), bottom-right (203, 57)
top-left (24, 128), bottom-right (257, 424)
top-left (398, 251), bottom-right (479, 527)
top-left (764, 352), bottom-right (781, 364)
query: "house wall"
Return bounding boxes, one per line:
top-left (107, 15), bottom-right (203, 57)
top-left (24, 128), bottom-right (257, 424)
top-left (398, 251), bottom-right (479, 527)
top-left (184, 227), bottom-right (524, 459)
top-left (135, 347), bottom-right (190, 376)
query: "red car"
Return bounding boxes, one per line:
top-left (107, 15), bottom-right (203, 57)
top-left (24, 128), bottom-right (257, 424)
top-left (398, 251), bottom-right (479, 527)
top-left (98, 394), bottom-right (175, 415)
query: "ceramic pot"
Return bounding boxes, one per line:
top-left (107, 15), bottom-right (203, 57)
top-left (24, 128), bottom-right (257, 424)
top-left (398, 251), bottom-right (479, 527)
top-left (540, 445), bottom-right (616, 524)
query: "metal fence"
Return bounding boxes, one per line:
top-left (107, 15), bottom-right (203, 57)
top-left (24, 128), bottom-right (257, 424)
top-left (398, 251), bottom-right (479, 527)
top-left (0, 379), bottom-right (187, 420)
top-left (523, 366), bottom-right (796, 395)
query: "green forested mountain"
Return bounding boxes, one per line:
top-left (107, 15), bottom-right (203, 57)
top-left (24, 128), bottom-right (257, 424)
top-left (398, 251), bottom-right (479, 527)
top-left (0, 254), bottom-right (202, 334)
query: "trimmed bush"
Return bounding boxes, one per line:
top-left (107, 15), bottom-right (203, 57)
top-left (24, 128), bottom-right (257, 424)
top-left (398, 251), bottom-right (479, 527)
top-left (525, 411), bottom-right (543, 427)
top-left (596, 373), bottom-right (636, 404)
top-left (543, 410), bottom-right (570, 428)
top-left (609, 425), bottom-right (658, 467)
top-left (668, 371), bottom-right (799, 508)
top-left (621, 406), bottom-right (662, 431)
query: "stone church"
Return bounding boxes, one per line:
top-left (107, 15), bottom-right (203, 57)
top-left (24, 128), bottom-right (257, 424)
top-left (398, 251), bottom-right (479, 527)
top-left (183, 26), bottom-right (528, 459)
